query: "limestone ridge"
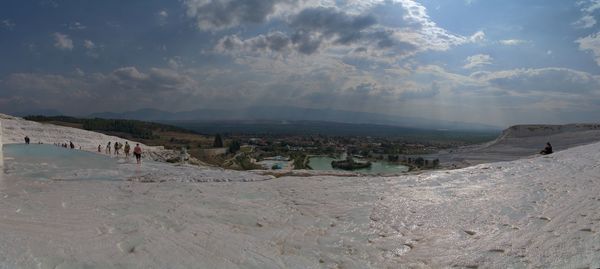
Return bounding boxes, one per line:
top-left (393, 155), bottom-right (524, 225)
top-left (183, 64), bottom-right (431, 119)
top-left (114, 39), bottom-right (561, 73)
top-left (499, 124), bottom-right (600, 139)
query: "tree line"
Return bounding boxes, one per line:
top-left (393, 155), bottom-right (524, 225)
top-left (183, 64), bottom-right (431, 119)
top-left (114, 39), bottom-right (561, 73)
top-left (24, 115), bottom-right (192, 140)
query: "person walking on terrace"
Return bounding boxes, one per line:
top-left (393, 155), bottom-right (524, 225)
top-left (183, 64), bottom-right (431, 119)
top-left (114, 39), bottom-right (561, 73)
top-left (124, 142), bottom-right (131, 159)
top-left (133, 143), bottom-right (143, 165)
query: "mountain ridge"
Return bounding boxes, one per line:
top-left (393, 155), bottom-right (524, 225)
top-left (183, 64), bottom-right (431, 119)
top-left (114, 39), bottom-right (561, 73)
top-left (88, 106), bottom-right (502, 131)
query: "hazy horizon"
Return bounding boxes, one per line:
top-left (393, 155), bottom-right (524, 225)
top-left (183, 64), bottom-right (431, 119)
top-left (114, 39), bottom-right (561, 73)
top-left (2, 1), bottom-right (600, 126)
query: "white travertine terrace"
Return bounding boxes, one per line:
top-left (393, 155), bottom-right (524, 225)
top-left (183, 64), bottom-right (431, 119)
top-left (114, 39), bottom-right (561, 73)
top-left (0, 121), bottom-right (4, 190)
top-left (1, 114), bottom-right (600, 268)
top-left (0, 120), bottom-right (3, 168)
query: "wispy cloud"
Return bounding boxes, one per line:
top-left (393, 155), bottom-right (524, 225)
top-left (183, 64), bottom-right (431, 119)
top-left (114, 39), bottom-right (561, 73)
top-left (1, 19), bottom-right (15, 30)
top-left (68, 21), bottom-right (86, 30)
top-left (463, 54), bottom-right (493, 69)
top-left (574, 0), bottom-right (600, 28)
top-left (157, 10), bottom-right (168, 25)
top-left (499, 39), bottom-right (527, 45)
top-left (576, 33), bottom-right (600, 65)
top-left (214, 0), bottom-right (485, 61)
top-left (53, 32), bottom-right (73, 50)
top-left (83, 39), bottom-right (95, 49)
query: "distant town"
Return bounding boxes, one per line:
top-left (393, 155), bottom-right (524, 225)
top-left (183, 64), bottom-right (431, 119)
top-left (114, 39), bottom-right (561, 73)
top-left (25, 115), bottom-right (498, 173)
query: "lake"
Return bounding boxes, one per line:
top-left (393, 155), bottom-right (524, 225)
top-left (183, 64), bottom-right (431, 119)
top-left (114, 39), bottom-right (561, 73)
top-left (308, 156), bottom-right (409, 174)
top-left (3, 144), bottom-right (127, 181)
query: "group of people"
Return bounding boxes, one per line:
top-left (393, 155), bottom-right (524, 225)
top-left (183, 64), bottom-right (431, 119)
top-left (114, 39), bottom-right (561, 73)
top-left (98, 141), bottom-right (143, 164)
top-left (53, 141), bottom-right (76, 149)
top-left (24, 135), bottom-right (144, 164)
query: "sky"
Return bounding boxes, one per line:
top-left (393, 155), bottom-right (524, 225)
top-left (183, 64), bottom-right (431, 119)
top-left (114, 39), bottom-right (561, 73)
top-left (1, 0), bottom-right (600, 126)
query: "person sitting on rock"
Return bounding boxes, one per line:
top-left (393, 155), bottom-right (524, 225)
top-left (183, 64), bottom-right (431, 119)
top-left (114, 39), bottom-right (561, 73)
top-left (540, 142), bottom-right (553, 155)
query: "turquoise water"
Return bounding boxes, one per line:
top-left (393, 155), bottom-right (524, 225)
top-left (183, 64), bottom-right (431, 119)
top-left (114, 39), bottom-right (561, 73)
top-left (308, 156), bottom-right (409, 174)
top-left (3, 144), bottom-right (124, 180)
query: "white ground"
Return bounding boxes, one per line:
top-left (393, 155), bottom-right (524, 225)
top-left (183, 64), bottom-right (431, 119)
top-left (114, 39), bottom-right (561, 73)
top-left (1, 115), bottom-right (600, 268)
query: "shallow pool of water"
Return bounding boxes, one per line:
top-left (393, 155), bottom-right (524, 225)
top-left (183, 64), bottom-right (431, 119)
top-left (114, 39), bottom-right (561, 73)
top-left (3, 144), bottom-right (127, 181)
top-left (308, 156), bottom-right (409, 174)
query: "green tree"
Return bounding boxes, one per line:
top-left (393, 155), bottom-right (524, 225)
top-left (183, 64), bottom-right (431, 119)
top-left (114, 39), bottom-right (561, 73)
top-left (414, 157), bottom-right (425, 167)
top-left (228, 140), bottom-right (241, 153)
top-left (213, 134), bottom-right (224, 148)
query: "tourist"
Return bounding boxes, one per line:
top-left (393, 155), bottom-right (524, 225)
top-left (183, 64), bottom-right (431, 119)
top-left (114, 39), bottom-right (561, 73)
top-left (98, 144), bottom-right (102, 153)
top-left (540, 142), bottom-right (553, 155)
top-left (133, 143), bottom-right (142, 164)
top-left (69, 141), bottom-right (75, 149)
top-left (106, 142), bottom-right (111, 154)
top-left (124, 141), bottom-right (131, 158)
top-left (114, 142), bottom-right (120, 155)
top-left (24, 136), bottom-right (30, 144)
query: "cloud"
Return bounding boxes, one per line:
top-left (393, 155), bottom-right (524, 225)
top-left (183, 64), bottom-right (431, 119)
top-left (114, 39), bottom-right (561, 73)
top-left (472, 67), bottom-right (600, 94)
top-left (112, 66), bottom-right (149, 81)
top-left (68, 21), bottom-right (86, 30)
top-left (74, 68), bottom-right (85, 76)
top-left (214, 1), bottom-right (479, 59)
top-left (157, 10), bottom-right (169, 25)
top-left (463, 54), bottom-right (493, 69)
top-left (397, 0), bottom-right (484, 49)
top-left (469, 30), bottom-right (485, 42)
top-left (499, 39), bottom-right (527, 46)
top-left (0, 73), bottom-right (92, 113)
top-left (291, 7), bottom-right (377, 45)
top-left (576, 32), bottom-right (600, 65)
top-left (166, 57), bottom-right (183, 69)
top-left (83, 39), bottom-right (96, 49)
top-left (53, 32), bottom-right (73, 50)
top-left (400, 82), bottom-right (440, 99)
top-left (183, 0), bottom-right (296, 31)
top-left (1, 19), bottom-right (15, 30)
top-left (216, 32), bottom-right (292, 54)
top-left (4, 63), bottom-right (600, 126)
top-left (574, 15), bottom-right (596, 28)
top-left (575, 0), bottom-right (600, 28)
top-left (0, 65), bottom-right (209, 114)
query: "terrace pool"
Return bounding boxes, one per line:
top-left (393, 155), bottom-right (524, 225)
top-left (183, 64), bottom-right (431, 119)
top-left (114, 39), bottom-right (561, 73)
top-left (308, 156), bottom-right (410, 174)
top-left (2, 144), bottom-right (128, 181)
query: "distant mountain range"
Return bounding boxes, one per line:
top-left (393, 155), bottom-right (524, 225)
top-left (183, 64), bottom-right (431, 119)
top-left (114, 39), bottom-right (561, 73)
top-left (10, 108), bottom-right (63, 117)
top-left (88, 106), bottom-right (502, 131)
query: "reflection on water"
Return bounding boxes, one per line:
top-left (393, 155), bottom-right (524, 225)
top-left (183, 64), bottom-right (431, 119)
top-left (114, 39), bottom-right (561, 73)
top-left (308, 156), bottom-right (409, 174)
top-left (3, 144), bottom-right (126, 181)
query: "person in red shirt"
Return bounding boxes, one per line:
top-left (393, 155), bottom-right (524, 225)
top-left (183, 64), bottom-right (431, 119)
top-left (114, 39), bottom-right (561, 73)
top-left (133, 143), bottom-right (143, 164)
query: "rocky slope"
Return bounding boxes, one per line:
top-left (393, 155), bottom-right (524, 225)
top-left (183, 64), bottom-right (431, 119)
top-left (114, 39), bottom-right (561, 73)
top-left (435, 123), bottom-right (600, 167)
